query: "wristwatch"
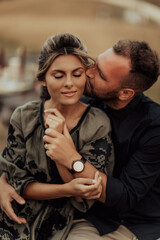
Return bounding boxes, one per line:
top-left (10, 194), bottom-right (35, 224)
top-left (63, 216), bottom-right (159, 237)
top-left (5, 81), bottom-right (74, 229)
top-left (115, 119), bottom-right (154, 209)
top-left (69, 158), bottom-right (86, 174)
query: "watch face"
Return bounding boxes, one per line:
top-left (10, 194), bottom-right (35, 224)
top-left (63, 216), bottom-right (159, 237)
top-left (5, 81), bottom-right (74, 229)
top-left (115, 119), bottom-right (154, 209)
top-left (73, 160), bottom-right (84, 172)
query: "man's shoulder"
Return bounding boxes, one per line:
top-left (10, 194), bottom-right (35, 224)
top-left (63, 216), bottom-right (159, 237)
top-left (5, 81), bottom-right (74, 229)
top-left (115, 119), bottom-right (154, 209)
top-left (141, 94), bottom-right (160, 107)
top-left (141, 94), bottom-right (160, 121)
top-left (81, 96), bottom-right (96, 104)
top-left (81, 96), bottom-right (105, 110)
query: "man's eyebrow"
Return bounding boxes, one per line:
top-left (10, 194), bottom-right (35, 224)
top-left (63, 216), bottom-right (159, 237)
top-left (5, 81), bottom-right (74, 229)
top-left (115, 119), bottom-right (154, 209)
top-left (97, 64), bottom-right (107, 81)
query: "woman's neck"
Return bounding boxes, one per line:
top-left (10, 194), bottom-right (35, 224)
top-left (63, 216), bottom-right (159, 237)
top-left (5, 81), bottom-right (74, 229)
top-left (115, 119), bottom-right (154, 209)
top-left (58, 103), bottom-right (82, 120)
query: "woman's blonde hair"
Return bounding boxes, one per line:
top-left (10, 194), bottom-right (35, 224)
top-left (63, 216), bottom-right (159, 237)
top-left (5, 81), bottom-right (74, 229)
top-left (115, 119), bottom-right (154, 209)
top-left (36, 33), bottom-right (95, 100)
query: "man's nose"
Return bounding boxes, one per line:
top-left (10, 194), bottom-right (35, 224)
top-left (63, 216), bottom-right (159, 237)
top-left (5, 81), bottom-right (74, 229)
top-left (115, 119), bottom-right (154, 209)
top-left (86, 67), bottom-right (96, 79)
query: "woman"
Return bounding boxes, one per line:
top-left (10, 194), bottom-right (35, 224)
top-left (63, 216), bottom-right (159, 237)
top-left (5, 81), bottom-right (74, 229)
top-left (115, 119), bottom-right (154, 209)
top-left (0, 33), bottom-right (114, 239)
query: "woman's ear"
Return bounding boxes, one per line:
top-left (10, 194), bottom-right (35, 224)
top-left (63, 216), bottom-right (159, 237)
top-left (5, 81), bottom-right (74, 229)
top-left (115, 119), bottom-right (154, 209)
top-left (118, 88), bottom-right (135, 101)
top-left (41, 81), bottom-right (46, 87)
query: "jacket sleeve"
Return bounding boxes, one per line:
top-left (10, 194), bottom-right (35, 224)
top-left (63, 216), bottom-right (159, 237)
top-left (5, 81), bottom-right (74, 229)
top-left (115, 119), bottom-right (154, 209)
top-left (0, 107), bottom-right (35, 196)
top-left (79, 107), bottom-right (114, 176)
top-left (70, 108), bottom-right (115, 212)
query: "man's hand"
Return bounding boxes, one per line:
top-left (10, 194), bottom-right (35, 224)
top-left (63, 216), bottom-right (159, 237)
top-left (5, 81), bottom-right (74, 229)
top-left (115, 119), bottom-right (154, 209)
top-left (0, 174), bottom-right (26, 224)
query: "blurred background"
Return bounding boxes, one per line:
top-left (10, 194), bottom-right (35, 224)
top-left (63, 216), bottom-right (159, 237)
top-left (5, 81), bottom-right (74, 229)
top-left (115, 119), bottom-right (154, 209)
top-left (0, 0), bottom-right (160, 152)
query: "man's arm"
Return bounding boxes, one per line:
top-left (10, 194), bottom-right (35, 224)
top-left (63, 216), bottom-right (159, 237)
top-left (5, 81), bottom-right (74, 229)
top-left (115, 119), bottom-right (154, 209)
top-left (44, 125), bottom-right (160, 212)
top-left (105, 136), bottom-right (160, 212)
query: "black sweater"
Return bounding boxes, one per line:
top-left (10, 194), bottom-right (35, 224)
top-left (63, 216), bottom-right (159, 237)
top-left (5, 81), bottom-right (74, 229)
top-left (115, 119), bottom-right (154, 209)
top-left (82, 94), bottom-right (160, 240)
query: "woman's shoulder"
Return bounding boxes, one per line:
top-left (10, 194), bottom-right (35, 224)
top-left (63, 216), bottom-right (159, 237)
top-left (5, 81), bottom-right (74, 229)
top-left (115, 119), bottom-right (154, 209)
top-left (10, 100), bottom-right (42, 134)
top-left (88, 106), bottom-right (110, 122)
top-left (79, 105), bottom-right (111, 142)
top-left (11, 100), bottom-right (41, 118)
top-left (82, 105), bottom-right (111, 129)
top-left (14, 100), bottom-right (41, 112)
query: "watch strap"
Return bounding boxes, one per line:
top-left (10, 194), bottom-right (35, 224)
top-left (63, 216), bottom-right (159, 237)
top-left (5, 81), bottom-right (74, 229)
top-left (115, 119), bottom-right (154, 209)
top-left (69, 168), bottom-right (75, 174)
top-left (81, 157), bottom-right (86, 164)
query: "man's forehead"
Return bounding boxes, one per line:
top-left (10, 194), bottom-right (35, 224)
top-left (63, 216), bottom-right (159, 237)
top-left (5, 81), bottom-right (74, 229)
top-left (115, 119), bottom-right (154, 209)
top-left (97, 48), bottom-right (131, 71)
top-left (97, 48), bottom-right (113, 61)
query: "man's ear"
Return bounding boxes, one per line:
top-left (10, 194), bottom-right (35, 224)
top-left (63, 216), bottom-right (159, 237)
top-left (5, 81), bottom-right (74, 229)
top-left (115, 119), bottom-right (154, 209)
top-left (118, 88), bottom-right (135, 101)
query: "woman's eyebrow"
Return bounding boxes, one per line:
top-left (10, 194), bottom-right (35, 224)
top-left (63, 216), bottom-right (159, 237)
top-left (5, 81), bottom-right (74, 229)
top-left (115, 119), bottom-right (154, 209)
top-left (50, 67), bottom-right (84, 74)
top-left (50, 69), bottom-right (64, 74)
top-left (72, 67), bottom-right (84, 73)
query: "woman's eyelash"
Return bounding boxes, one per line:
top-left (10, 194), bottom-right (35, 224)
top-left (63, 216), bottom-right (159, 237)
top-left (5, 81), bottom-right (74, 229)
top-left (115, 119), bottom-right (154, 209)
top-left (54, 73), bottom-right (82, 79)
top-left (54, 76), bottom-right (63, 79)
top-left (74, 74), bottom-right (82, 77)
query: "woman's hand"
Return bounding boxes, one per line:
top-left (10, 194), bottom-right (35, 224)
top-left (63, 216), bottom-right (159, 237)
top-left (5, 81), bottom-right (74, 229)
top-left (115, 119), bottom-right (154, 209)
top-left (66, 171), bottom-right (102, 200)
top-left (44, 108), bottom-right (65, 133)
top-left (0, 174), bottom-right (26, 224)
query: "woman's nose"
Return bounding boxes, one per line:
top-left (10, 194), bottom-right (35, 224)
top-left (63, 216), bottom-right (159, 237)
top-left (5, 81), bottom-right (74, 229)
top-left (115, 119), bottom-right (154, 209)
top-left (64, 75), bottom-right (73, 87)
top-left (86, 67), bottom-right (96, 79)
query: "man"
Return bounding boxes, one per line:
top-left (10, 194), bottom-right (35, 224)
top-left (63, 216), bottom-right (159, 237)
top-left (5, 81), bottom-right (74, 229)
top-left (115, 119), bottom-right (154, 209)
top-left (0, 40), bottom-right (160, 240)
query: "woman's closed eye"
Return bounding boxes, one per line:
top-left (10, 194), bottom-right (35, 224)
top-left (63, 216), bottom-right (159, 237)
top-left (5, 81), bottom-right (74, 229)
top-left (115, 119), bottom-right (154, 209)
top-left (54, 74), bottom-right (64, 79)
top-left (73, 74), bottom-right (82, 77)
top-left (73, 70), bottom-right (84, 78)
top-left (54, 74), bottom-right (82, 79)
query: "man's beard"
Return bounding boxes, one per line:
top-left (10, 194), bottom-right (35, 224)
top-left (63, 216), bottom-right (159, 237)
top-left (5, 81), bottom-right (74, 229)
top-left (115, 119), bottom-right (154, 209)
top-left (84, 78), bottom-right (119, 107)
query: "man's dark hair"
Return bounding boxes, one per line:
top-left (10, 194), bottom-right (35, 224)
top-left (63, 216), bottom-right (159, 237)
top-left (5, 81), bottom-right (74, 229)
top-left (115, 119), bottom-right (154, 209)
top-left (113, 40), bottom-right (160, 92)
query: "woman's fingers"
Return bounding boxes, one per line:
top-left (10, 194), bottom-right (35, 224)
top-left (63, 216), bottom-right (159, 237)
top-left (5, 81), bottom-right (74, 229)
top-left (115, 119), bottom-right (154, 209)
top-left (72, 176), bottom-right (102, 199)
top-left (44, 108), bottom-right (65, 121)
top-left (94, 171), bottom-right (100, 182)
top-left (45, 115), bottom-right (64, 133)
top-left (76, 178), bottom-right (95, 185)
top-left (44, 108), bottom-right (65, 132)
top-left (86, 183), bottom-right (102, 199)
top-left (46, 114), bottom-right (64, 125)
top-left (84, 175), bottom-right (102, 199)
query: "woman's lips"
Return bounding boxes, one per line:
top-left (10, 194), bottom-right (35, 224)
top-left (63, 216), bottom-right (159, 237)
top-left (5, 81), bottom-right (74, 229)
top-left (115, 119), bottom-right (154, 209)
top-left (61, 91), bottom-right (77, 97)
